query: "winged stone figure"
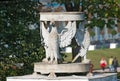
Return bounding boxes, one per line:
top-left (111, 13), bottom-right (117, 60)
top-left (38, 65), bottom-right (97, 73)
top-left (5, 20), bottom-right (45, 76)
top-left (72, 22), bottom-right (90, 62)
top-left (40, 21), bottom-right (76, 63)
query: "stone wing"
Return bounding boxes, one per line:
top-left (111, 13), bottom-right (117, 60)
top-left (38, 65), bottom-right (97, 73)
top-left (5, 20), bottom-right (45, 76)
top-left (40, 22), bottom-right (49, 46)
top-left (59, 21), bottom-right (76, 48)
top-left (74, 22), bottom-right (90, 57)
top-left (75, 22), bottom-right (85, 46)
top-left (78, 28), bottom-right (90, 57)
top-left (72, 28), bottom-right (90, 62)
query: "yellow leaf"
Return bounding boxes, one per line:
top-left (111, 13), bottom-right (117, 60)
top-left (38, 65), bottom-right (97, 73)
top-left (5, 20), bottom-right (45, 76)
top-left (105, 13), bottom-right (108, 17)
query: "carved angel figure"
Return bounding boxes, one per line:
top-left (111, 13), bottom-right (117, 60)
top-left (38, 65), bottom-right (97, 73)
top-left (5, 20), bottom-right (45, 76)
top-left (41, 21), bottom-right (76, 63)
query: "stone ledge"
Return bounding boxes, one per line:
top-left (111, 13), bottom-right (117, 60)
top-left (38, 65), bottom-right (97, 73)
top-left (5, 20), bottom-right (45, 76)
top-left (40, 12), bottom-right (84, 21)
top-left (34, 62), bottom-right (90, 74)
top-left (7, 73), bottom-right (117, 81)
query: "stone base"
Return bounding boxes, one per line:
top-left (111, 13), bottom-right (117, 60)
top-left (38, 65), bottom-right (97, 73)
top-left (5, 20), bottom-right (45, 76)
top-left (7, 73), bottom-right (117, 81)
top-left (34, 62), bottom-right (90, 74)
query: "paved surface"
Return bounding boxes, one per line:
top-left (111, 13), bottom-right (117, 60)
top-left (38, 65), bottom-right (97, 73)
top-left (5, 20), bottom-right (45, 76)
top-left (94, 67), bottom-right (120, 73)
top-left (94, 67), bottom-right (120, 81)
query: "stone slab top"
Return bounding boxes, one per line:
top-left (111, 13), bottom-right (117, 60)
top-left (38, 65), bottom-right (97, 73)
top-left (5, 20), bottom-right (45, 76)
top-left (40, 12), bottom-right (84, 21)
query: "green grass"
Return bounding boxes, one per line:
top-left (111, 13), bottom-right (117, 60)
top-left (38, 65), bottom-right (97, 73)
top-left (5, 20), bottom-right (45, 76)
top-left (63, 48), bottom-right (120, 69)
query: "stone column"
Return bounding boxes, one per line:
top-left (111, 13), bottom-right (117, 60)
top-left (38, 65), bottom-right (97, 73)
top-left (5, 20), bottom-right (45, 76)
top-left (94, 26), bottom-right (99, 41)
top-left (104, 19), bottom-right (109, 40)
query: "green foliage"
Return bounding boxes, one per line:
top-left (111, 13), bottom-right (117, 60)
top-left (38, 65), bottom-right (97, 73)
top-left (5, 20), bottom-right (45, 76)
top-left (117, 72), bottom-right (120, 79)
top-left (111, 29), bottom-right (117, 35)
top-left (55, 0), bottom-right (120, 29)
top-left (89, 18), bottom-right (105, 29)
top-left (89, 31), bottom-right (95, 37)
top-left (0, 1), bottom-right (44, 81)
top-left (82, 0), bottom-right (119, 28)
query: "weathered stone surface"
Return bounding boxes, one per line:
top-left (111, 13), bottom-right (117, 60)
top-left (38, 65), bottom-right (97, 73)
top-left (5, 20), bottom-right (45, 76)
top-left (40, 12), bottom-right (84, 21)
top-left (7, 73), bottom-right (117, 81)
top-left (34, 62), bottom-right (90, 74)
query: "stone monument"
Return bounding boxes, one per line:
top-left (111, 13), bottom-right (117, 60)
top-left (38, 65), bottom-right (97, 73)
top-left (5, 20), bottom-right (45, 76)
top-left (34, 12), bottom-right (91, 76)
top-left (7, 12), bottom-right (117, 81)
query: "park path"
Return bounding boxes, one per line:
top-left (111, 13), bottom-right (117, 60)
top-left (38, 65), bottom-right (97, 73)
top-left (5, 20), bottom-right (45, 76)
top-left (94, 67), bottom-right (120, 73)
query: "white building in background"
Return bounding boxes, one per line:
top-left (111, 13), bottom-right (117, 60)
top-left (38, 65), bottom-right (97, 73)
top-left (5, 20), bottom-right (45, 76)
top-left (94, 26), bottom-right (98, 41)
top-left (91, 18), bottom-right (120, 42)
